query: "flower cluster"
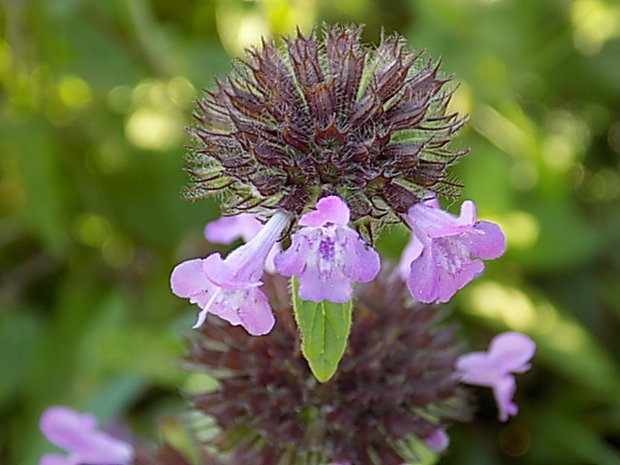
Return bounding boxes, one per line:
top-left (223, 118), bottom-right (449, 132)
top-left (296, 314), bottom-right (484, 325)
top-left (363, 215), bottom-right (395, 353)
top-left (171, 24), bottom-right (506, 336)
top-left (172, 194), bottom-right (504, 335)
top-left (172, 196), bottom-right (383, 333)
top-left (178, 270), bottom-right (534, 464)
top-left (186, 270), bottom-right (473, 465)
top-left (38, 23), bottom-right (538, 465)
top-left (39, 324), bottom-right (535, 465)
top-left (186, 24), bottom-right (466, 228)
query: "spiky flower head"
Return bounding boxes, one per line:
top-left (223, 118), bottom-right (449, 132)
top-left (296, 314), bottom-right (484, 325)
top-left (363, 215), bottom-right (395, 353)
top-left (187, 24), bottom-right (466, 236)
top-left (186, 269), bottom-right (472, 465)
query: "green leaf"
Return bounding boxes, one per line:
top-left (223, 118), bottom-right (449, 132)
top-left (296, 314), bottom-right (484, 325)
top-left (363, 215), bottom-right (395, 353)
top-left (291, 277), bottom-right (352, 382)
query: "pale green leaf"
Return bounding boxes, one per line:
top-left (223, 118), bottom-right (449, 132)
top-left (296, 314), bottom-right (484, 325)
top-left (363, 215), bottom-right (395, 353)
top-left (291, 277), bottom-right (352, 382)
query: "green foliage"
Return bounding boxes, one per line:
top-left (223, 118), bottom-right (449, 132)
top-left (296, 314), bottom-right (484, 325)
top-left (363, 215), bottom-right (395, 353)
top-left (291, 277), bottom-right (352, 382)
top-left (1, 0), bottom-right (620, 464)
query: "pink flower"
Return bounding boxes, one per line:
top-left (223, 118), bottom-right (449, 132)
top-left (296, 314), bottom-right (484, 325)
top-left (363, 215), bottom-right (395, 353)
top-left (171, 211), bottom-right (290, 335)
top-left (400, 199), bottom-right (505, 303)
top-left (204, 213), bottom-right (280, 273)
top-left (274, 196), bottom-right (380, 303)
top-left (39, 406), bottom-right (133, 465)
top-left (456, 332), bottom-right (536, 421)
top-left (203, 213), bottom-right (262, 243)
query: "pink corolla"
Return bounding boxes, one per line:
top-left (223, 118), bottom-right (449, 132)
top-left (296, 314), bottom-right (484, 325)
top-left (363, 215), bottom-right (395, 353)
top-left (204, 213), bottom-right (279, 273)
top-left (39, 406), bottom-right (133, 465)
top-left (203, 213), bottom-right (262, 243)
top-left (456, 332), bottom-right (536, 421)
top-left (171, 211), bottom-right (290, 335)
top-left (274, 196), bottom-right (380, 303)
top-left (400, 198), bottom-right (505, 303)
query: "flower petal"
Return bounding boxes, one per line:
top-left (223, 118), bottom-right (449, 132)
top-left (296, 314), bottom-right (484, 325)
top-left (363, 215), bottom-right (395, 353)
top-left (423, 196), bottom-right (440, 209)
top-left (237, 289), bottom-right (275, 335)
top-left (274, 232), bottom-right (312, 277)
top-left (338, 228), bottom-right (381, 283)
top-left (204, 211), bottom-right (289, 288)
top-left (405, 202), bottom-right (475, 238)
top-left (406, 244), bottom-right (440, 303)
top-left (455, 351), bottom-right (496, 386)
top-left (488, 332), bottom-right (536, 373)
top-left (202, 253), bottom-right (261, 290)
top-left (299, 196), bottom-right (350, 227)
top-left (435, 258), bottom-right (484, 303)
top-left (170, 259), bottom-right (211, 298)
top-left (40, 454), bottom-right (70, 465)
top-left (398, 233), bottom-right (423, 280)
top-left (297, 264), bottom-right (352, 303)
top-left (204, 214), bottom-right (261, 243)
top-left (206, 292), bottom-right (244, 327)
top-left (174, 213), bottom-right (289, 335)
top-left (492, 376), bottom-right (518, 422)
top-left (39, 407), bottom-right (97, 451)
top-left (75, 438), bottom-right (133, 465)
top-left (264, 244), bottom-right (279, 274)
top-left (457, 200), bottom-right (476, 225)
top-left (466, 220), bottom-right (506, 260)
top-left (39, 407), bottom-right (133, 465)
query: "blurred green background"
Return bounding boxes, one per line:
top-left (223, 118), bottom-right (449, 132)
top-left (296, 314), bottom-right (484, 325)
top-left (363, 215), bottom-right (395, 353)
top-left (1, 0), bottom-right (620, 464)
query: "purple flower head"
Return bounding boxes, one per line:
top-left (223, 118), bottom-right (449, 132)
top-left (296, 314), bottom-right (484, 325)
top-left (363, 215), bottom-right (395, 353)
top-left (171, 211), bottom-right (290, 335)
top-left (274, 196), bottom-right (380, 302)
top-left (456, 332), bottom-right (536, 421)
top-left (400, 199), bottom-right (505, 303)
top-left (204, 213), bottom-right (280, 273)
top-left (39, 406), bottom-right (133, 465)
